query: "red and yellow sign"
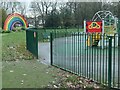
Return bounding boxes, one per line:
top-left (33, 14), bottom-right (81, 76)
top-left (86, 21), bottom-right (102, 33)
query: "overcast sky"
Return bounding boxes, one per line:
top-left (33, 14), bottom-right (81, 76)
top-left (6, 0), bottom-right (119, 17)
top-left (0, 0), bottom-right (120, 3)
top-left (1, 0), bottom-right (119, 2)
top-left (18, 0), bottom-right (119, 2)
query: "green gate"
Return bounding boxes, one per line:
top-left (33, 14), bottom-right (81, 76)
top-left (26, 29), bottom-right (38, 58)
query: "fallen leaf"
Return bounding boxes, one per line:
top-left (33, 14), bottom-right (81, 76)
top-left (84, 86), bottom-right (86, 88)
top-left (10, 70), bottom-right (14, 72)
top-left (66, 75), bottom-right (70, 78)
top-left (66, 82), bottom-right (72, 86)
top-left (79, 80), bottom-right (83, 84)
top-left (21, 80), bottom-right (24, 83)
top-left (21, 83), bottom-right (23, 84)
top-left (53, 85), bottom-right (58, 88)
top-left (23, 74), bottom-right (27, 76)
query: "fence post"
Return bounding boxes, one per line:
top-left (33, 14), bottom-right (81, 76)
top-left (50, 33), bottom-right (53, 65)
top-left (118, 19), bottom-right (120, 88)
top-left (26, 30), bottom-right (28, 50)
top-left (36, 31), bottom-right (38, 59)
top-left (118, 19), bottom-right (120, 46)
top-left (108, 36), bottom-right (112, 88)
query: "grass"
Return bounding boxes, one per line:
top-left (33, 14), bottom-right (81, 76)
top-left (2, 31), bottom-right (35, 61)
top-left (0, 33), bottom-right (1, 56)
top-left (2, 60), bottom-right (59, 88)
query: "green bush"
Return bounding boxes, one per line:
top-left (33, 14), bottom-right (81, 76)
top-left (12, 26), bottom-right (26, 31)
top-left (2, 30), bottom-right (11, 33)
top-left (0, 29), bottom-right (2, 33)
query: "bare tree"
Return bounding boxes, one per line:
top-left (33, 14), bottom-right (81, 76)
top-left (0, 2), bottom-right (9, 11)
top-left (0, 1), bottom-right (26, 15)
top-left (30, 1), bottom-right (52, 27)
top-left (30, 2), bottom-right (39, 27)
top-left (1, 2), bottom-right (18, 13)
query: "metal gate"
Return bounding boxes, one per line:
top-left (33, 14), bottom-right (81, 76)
top-left (26, 29), bottom-right (38, 58)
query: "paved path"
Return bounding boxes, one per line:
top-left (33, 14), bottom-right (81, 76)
top-left (38, 42), bottom-right (50, 65)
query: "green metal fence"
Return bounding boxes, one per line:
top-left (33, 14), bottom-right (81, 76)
top-left (26, 29), bottom-right (38, 58)
top-left (50, 32), bottom-right (119, 89)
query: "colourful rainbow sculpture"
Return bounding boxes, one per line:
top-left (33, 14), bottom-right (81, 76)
top-left (4, 13), bottom-right (28, 31)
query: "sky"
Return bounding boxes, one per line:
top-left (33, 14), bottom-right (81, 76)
top-left (18, 0), bottom-right (32, 16)
top-left (18, 0), bottom-right (31, 8)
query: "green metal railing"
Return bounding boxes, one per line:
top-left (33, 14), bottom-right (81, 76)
top-left (26, 29), bottom-right (38, 58)
top-left (50, 32), bottom-right (119, 89)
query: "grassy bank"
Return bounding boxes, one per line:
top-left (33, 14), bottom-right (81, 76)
top-left (2, 31), bottom-right (34, 61)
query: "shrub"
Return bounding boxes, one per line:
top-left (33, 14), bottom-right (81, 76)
top-left (2, 30), bottom-right (11, 33)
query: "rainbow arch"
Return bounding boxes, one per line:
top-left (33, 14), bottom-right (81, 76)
top-left (4, 13), bottom-right (28, 31)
